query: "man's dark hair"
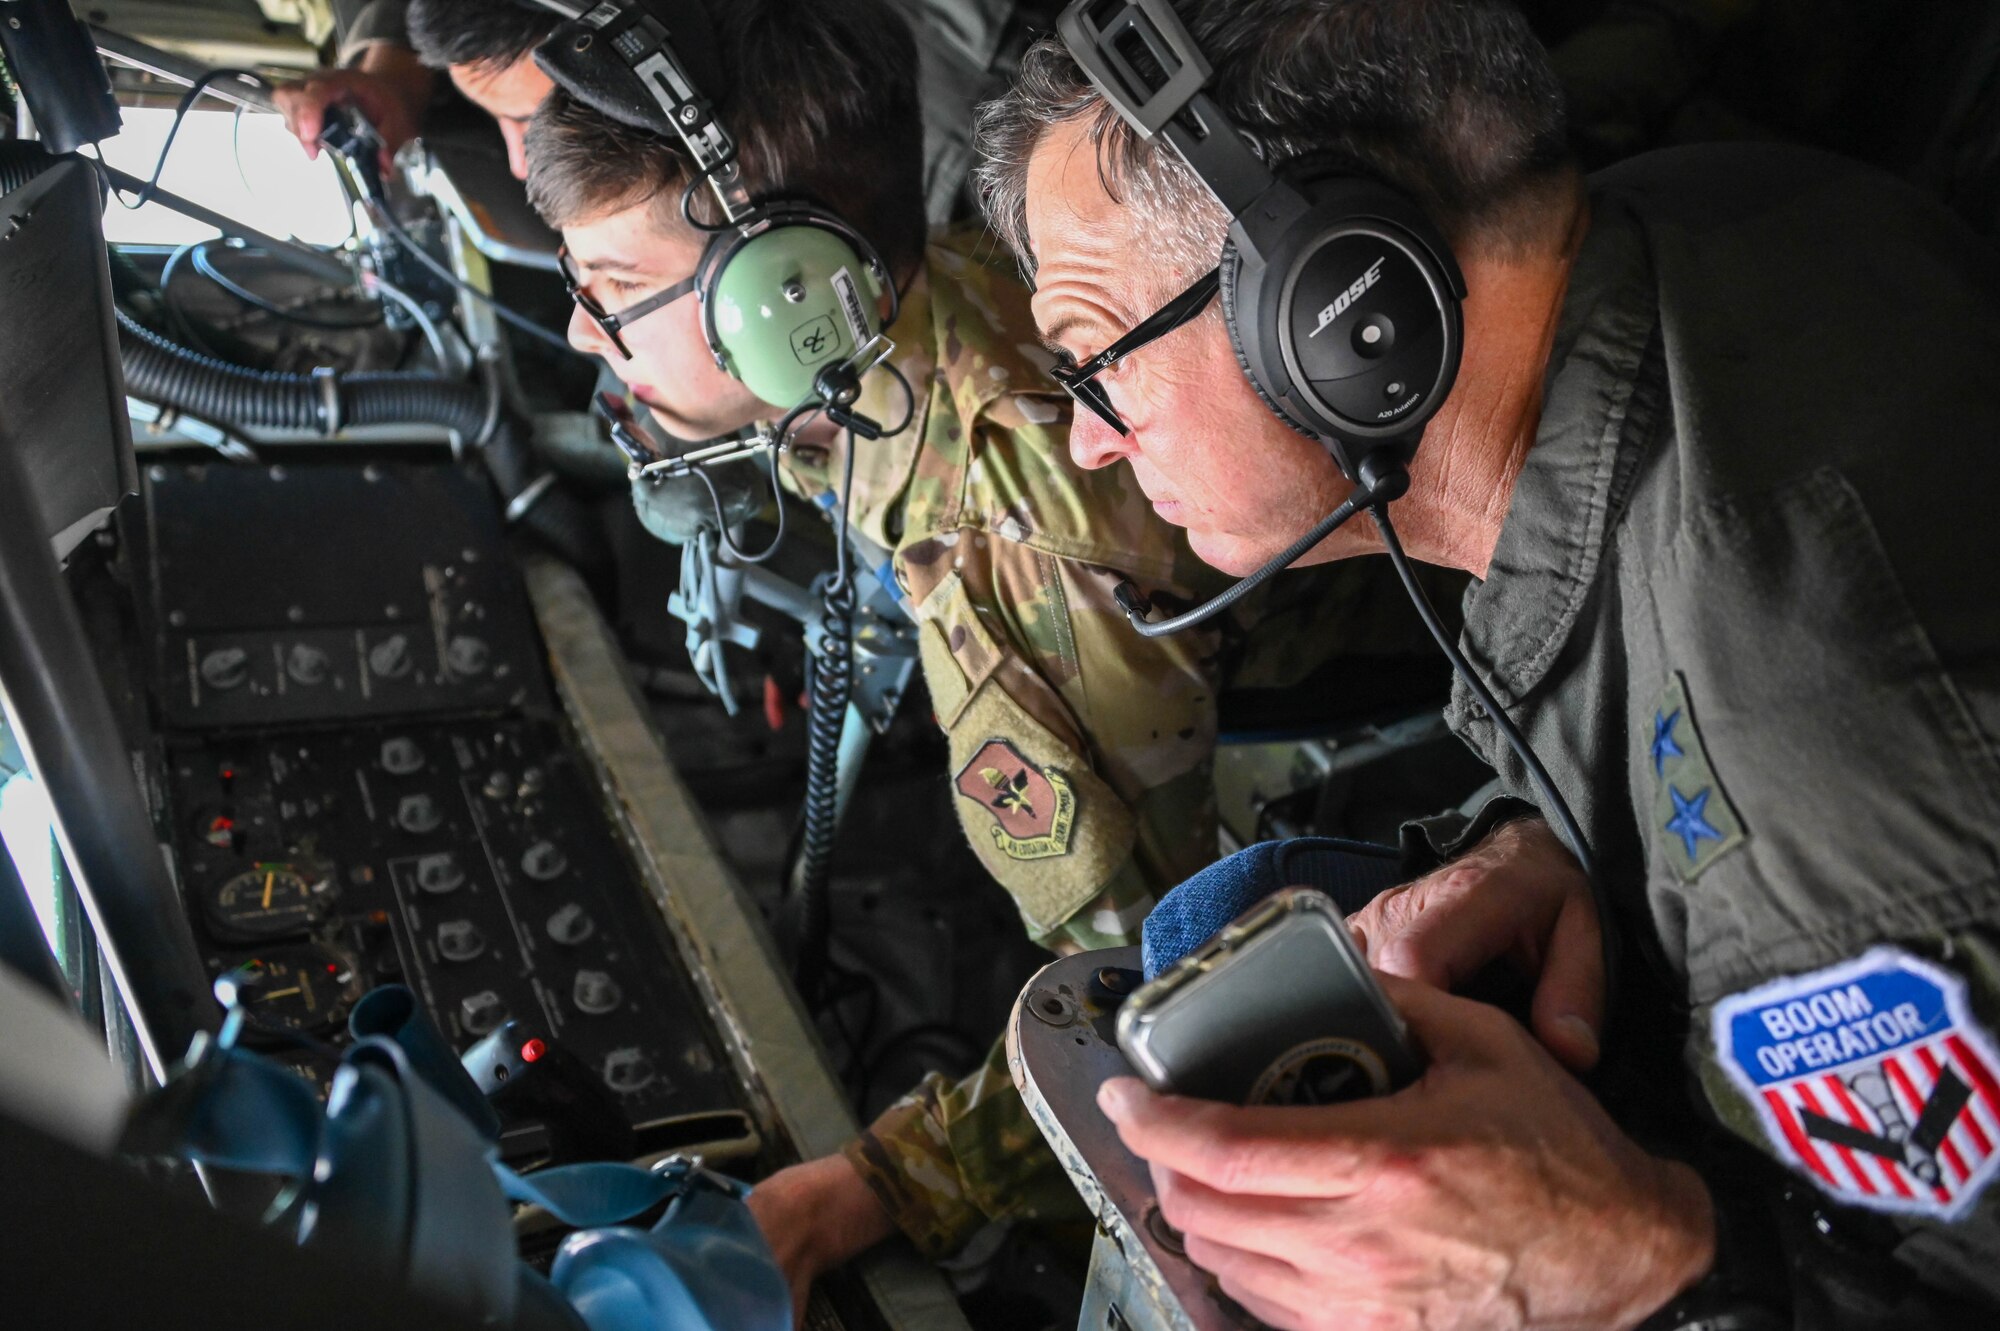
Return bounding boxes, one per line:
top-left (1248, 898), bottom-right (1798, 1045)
top-left (524, 0), bottom-right (926, 278)
top-left (976, 0), bottom-right (1576, 279)
top-left (407, 0), bottom-right (557, 73)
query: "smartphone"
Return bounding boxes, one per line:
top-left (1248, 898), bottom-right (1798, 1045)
top-left (1115, 888), bottom-right (1423, 1105)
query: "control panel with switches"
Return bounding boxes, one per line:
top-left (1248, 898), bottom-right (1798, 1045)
top-left (141, 462), bottom-right (541, 729)
top-left (162, 717), bottom-right (748, 1155)
top-left (113, 460), bottom-right (756, 1164)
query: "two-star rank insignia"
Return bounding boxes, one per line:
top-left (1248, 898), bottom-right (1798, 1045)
top-left (1649, 672), bottom-right (1746, 880)
top-left (953, 738), bottom-right (1076, 861)
top-left (1715, 948), bottom-right (2000, 1219)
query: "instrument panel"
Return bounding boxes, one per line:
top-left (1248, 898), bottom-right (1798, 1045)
top-left (121, 459), bottom-right (754, 1160)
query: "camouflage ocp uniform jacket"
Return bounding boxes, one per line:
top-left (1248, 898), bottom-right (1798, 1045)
top-left (776, 226), bottom-right (1452, 1255)
top-left (776, 227), bottom-right (1231, 1255)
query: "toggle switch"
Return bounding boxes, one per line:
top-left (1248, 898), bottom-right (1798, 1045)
top-left (546, 902), bottom-right (595, 946)
top-left (460, 990), bottom-right (509, 1036)
top-left (520, 840), bottom-right (567, 882)
top-left (369, 633), bottom-right (414, 679)
top-left (602, 1047), bottom-right (657, 1094)
top-left (572, 969), bottom-right (622, 1015)
top-left (445, 635), bottom-right (490, 677)
top-left (437, 919), bottom-right (486, 963)
top-left (380, 736), bottom-right (424, 775)
top-left (397, 792), bottom-right (443, 834)
top-left (286, 643), bottom-right (330, 686)
top-left (199, 646), bottom-right (250, 691)
top-left (415, 852), bottom-right (464, 895)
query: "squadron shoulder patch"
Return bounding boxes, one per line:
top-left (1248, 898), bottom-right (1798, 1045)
top-left (953, 738), bottom-right (1076, 860)
top-left (1714, 948), bottom-right (2000, 1220)
top-left (1649, 672), bottom-right (1747, 879)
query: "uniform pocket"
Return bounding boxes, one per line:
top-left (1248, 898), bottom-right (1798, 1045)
top-left (1657, 467), bottom-right (2000, 1004)
top-left (915, 570), bottom-right (1004, 728)
top-left (915, 570), bottom-right (1138, 936)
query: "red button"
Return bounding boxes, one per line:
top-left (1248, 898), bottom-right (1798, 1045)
top-left (520, 1039), bottom-right (547, 1063)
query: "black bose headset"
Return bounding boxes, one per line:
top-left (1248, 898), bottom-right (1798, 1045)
top-left (1058, 0), bottom-right (1616, 1004)
top-left (1058, 0), bottom-right (1466, 486)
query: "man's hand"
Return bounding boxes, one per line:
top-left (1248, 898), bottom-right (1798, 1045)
top-left (1348, 816), bottom-right (1603, 1070)
top-left (744, 1153), bottom-right (897, 1325)
top-left (272, 45), bottom-right (431, 175)
top-left (1098, 975), bottom-right (1714, 1331)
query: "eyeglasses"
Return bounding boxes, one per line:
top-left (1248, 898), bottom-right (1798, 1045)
top-left (1048, 267), bottom-right (1221, 435)
top-left (557, 245), bottom-right (697, 360)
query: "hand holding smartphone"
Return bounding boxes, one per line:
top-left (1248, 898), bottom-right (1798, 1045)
top-left (1116, 887), bottom-right (1424, 1105)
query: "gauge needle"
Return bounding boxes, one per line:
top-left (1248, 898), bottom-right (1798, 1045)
top-left (259, 986), bottom-right (301, 1001)
top-left (263, 872), bottom-right (275, 909)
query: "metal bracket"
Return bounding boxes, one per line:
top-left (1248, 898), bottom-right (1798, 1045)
top-left (1012, 948), bottom-right (1257, 1331)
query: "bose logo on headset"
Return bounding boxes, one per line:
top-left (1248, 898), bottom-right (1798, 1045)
top-left (1307, 256), bottom-right (1387, 340)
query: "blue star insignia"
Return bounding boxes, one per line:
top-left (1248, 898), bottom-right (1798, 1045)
top-left (1665, 785), bottom-right (1724, 862)
top-left (1651, 708), bottom-right (1685, 777)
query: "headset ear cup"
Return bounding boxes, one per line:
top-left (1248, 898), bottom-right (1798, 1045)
top-left (696, 227), bottom-right (735, 370)
top-left (1219, 239), bottom-right (1319, 442)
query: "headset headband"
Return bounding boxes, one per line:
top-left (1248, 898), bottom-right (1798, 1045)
top-left (1057, 0), bottom-right (1308, 264)
top-left (535, 0), bottom-right (754, 223)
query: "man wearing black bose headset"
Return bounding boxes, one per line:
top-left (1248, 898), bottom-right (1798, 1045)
top-left (978, 0), bottom-right (2000, 1326)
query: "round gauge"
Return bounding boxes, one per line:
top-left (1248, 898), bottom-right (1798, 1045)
top-left (204, 864), bottom-right (332, 940)
top-left (233, 947), bottom-right (357, 1036)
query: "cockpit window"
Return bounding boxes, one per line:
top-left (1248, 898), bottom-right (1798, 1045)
top-left (94, 106), bottom-right (353, 248)
top-left (0, 731), bottom-right (59, 959)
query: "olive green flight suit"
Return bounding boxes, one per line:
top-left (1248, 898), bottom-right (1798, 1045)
top-left (1410, 143), bottom-right (2000, 1321)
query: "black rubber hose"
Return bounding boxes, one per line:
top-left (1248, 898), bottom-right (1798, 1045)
top-left (3, 139), bottom-right (603, 566)
top-left (119, 307), bottom-right (328, 430)
top-left (0, 139), bottom-right (56, 194)
top-left (118, 307), bottom-right (494, 435)
top-left (117, 311), bottom-right (605, 567)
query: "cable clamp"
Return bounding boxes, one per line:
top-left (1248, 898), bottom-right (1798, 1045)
top-left (311, 365), bottom-right (342, 436)
top-left (473, 345), bottom-right (505, 449)
top-left (504, 472), bottom-right (559, 525)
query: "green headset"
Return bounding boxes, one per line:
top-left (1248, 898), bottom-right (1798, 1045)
top-left (532, 0), bottom-right (892, 412)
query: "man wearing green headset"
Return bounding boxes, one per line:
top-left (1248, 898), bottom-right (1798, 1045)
top-left (519, 0), bottom-right (1442, 1308)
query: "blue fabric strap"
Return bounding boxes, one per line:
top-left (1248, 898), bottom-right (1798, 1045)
top-left (351, 986), bottom-right (503, 1141)
top-left (552, 1183), bottom-right (789, 1331)
top-left (131, 986), bottom-right (789, 1331)
top-left (1141, 837), bottom-right (1406, 979)
top-left (498, 1161), bottom-right (680, 1229)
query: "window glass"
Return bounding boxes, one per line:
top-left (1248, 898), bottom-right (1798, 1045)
top-left (94, 106), bottom-right (354, 248)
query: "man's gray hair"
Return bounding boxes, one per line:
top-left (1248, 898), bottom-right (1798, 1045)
top-left (975, 0), bottom-right (1575, 285)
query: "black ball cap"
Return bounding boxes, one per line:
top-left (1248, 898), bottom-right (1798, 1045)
top-left (533, 0), bottom-right (725, 139)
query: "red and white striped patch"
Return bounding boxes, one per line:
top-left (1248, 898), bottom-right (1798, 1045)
top-left (1716, 948), bottom-right (2000, 1220)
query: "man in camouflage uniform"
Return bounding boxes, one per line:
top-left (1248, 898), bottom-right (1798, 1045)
top-left (783, 224), bottom-right (1232, 1259)
top-left (518, 0), bottom-right (1432, 1302)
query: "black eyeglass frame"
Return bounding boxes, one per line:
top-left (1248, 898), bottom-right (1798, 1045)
top-left (1048, 266), bottom-right (1222, 435)
top-left (558, 244), bottom-right (698, 360)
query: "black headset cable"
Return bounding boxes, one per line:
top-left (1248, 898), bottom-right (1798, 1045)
top-left (1364, 463), bottom-right (1619, 1023)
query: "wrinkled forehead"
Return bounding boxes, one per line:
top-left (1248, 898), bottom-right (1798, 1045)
top-left (1023, 117), bottom-right (1150, 318)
